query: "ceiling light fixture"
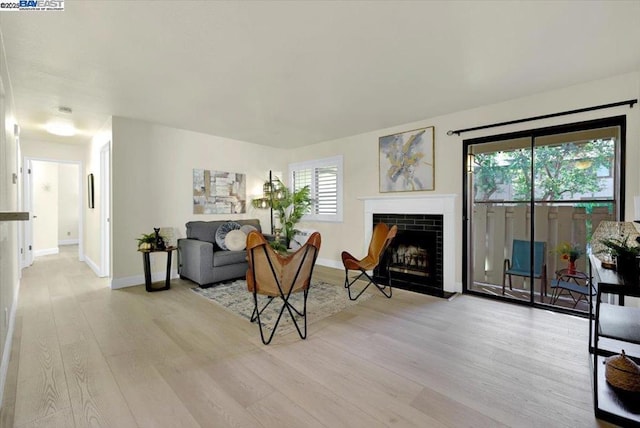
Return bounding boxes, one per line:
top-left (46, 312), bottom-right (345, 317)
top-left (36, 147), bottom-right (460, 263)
top-left (45, 120), bottom-right (76, 136)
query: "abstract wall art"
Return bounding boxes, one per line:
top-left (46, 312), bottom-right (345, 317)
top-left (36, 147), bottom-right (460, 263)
top-left (379, 126), bottom-right (434, 192)
top-left (193, 169), bottom-right (247, 214)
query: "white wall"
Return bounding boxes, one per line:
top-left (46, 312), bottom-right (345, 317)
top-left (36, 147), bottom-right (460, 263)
top-left (287, 72), bottom-right (640, 289)
top-left (110, 117), bottom-right (287, 287)
top-left (85, 119), bottom-right (111, 275)
top-left (0, 36), bottom-right (21, 407)
top-left (21, 140), bottom-right (86, 162)
top-left (58, 163), bottom-right (79, 243)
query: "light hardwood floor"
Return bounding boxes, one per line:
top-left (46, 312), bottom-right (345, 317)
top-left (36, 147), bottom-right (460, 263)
top-left (0, 246), bottom-right (613, 428)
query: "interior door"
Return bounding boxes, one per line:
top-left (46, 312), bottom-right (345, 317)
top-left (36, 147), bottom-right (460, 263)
top-left (23, 159), bottom-right (33, 266)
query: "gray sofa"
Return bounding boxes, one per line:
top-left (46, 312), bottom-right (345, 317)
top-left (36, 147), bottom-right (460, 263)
top-left (177, 219), bottom-right (261, 287)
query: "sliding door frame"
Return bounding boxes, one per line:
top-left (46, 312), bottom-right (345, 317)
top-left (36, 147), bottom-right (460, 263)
top-left (462, 115), bottom-right (626, 312)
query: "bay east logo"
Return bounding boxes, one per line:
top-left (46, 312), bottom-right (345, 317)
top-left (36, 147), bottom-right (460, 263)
top-left (19, 0), bottom-right (64, 10)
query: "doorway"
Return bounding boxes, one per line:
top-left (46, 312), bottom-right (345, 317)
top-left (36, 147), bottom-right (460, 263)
top-left (463, 116), bottom-right (623, 313)
top-left (24, 158), bottom-right (83, 265)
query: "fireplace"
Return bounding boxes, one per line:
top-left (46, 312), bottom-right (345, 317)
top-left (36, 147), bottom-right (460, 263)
top-left (372, 213), bottom-right (445, 296)
top-left (360, 194), bottom-right (459, 296)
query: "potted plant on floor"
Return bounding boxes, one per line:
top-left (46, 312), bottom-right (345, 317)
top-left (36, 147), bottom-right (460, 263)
top-left (269, 179), bottom-right (312, 253)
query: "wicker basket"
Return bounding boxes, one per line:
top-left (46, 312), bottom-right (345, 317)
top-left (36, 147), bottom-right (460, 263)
top-left (605, 350), bottom-right (640, 392)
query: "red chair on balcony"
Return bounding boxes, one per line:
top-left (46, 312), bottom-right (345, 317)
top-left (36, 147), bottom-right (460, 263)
top-left (502, 239), bottom-right (547, 301)
top-left (342, 223), bottom-right (398, 301)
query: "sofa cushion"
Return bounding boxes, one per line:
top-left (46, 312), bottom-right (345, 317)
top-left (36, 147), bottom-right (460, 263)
top-left (215, 221), bottom-right (242, 250)
top-left (240, 224), bottom-right (258, 235)
top-left (225, 230), bottom-right (246, 251)
top-left (184, 219), bottom-right (262, 253)
top-left (213, 250), bottom-right (247, 267)
top-left (186, 221), bottom-right (227, 244)
top-left (237, 219), bottom-right (261, 233)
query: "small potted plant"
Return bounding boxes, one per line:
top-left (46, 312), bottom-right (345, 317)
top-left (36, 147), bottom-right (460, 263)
top-left (136, 233), bottom-right (156, 251)
top-left (599, 234), bottom-right (640, 281)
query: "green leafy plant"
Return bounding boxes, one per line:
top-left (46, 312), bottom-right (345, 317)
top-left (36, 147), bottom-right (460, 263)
top-left (598, 234), bottom-right (640, 258)
top-left (552, 242), bottom-right (584, 262)
top-left (270, 179), bottom-right (312, 251)
top-left (136, 233), bottom-right (156, 250)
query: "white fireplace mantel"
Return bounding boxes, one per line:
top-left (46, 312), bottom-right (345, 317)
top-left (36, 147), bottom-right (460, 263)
top-left (359, 194), bottom-right (460, 293)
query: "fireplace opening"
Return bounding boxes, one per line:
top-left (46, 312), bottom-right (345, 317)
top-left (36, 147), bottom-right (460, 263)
top-left (372, 213), bottom-right (451, 298)
top-left (379, 229), bottom-right (436, 278)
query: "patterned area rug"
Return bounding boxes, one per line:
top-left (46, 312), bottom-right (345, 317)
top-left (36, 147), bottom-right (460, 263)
top-left (191, 279), bottom-right (373, 336)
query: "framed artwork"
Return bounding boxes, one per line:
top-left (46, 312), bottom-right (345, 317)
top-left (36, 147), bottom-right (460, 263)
top-left (87, 173), bottom-right (95, 209)
top-left (193, 169), bottom-right (246, 214)
top-left (379, 126), bottom-right (434, 192)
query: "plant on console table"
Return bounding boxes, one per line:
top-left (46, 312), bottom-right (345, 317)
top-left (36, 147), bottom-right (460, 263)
top-left (599, 234), bottom-right (640, 282)
top-left (136, 233), bottom-right (156, 251)
top-left (269, 179), bottom-right (312, 253)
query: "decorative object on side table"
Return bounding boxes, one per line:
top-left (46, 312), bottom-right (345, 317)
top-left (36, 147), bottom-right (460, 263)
top-left (154, 227), bottom-right (166, 250)
top-left (552, 242), bottom-right (584, 275)
top-left (605, 350), bottom-right (640, 392)
top-left (598, 233), bottom-right (640, 282)
top-left (136, 232), bottom-right (156, 250)
top-left (137, 228), bottom-right (167, 251)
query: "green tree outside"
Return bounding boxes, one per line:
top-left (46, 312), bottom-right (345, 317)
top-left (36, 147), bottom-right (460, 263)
top-left (473, 139), bottom-right (614, 201)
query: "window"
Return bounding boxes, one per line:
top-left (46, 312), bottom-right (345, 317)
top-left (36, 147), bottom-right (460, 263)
top-left (289, 155), bottom-right (343, 222)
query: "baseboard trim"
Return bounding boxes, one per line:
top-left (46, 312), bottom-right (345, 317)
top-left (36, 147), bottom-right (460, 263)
top-left (0, 281), bottom-right (20, 408)
top-left (111, 270), bottom-right (179, 290)
top-left (58, 239), bottom-right (79, 246)
top-left (34, 247), bottom-right (58, 257)
top-left (84, 255), bottom-right (102, 277)
top-left (316, 258), bottom-right (342, 270)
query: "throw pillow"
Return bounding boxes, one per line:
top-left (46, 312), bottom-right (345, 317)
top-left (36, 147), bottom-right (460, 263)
top-left (240, 224), bottom-right (258, 235)
top-left (215, 221), bottom-right (241, 250)
top-left (225, 230), bottom-right (247, 251)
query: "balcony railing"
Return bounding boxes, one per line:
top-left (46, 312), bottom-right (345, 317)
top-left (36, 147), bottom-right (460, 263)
top-left (471, 202), bottom-right (613, 290)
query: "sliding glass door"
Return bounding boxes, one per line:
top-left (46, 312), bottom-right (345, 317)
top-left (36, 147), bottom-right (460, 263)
top-left (464, 117), bottom-right (623, 312)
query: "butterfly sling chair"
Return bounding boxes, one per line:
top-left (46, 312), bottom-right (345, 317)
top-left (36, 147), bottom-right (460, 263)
top-left (342, 223), bottom-right (398, 301)
top-left (246, 230), bottom-right (322, 345)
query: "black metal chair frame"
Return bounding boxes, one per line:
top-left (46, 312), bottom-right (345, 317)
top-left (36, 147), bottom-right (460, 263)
top-left (248, 243), bottom-right (318, 345)
top-left (344, 263), bottom-right (393, 301)
top-left (343, 229), bottom-right (396, 301)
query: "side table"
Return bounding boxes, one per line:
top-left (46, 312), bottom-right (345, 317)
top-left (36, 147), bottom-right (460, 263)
top-left (139, 246), bottom-right (176, 292)
top-left (550, 268), bottom-right (592, 308)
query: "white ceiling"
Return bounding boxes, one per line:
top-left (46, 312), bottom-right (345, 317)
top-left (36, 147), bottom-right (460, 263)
top-left (1, 1), bottom-right (639, 148)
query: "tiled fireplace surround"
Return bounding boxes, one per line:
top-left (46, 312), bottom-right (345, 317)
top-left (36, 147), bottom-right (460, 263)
top-left (360, 194), bottom-right (459, 295)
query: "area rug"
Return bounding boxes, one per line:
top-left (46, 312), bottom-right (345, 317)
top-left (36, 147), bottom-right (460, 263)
top-left (191, 279), bottom-right (373, 336)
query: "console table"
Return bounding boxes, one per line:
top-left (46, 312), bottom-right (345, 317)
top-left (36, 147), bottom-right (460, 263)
top-left (139, 246), bottom-right (176, 292)
top-left (589, 254), bottom-right (640, 427)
